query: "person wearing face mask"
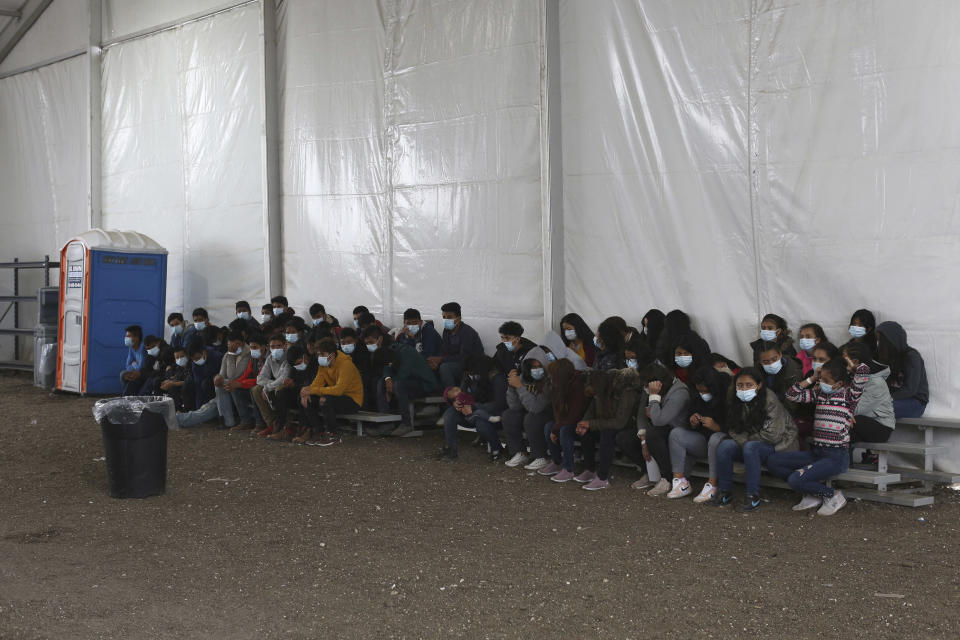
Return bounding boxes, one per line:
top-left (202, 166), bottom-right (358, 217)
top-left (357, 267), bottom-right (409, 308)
top-left (227, 334), bottom-right (268, 433)
top-left (748, 313), bottom-right (797, 368)
top-left (135, 335), bottom-right (168, 395)
top-left (640, 309), bottom-right (665, 352)
top-left (710, 368), bottom-right (798, 512)
top-left (766, 356), bottom-right (869, 516)
top-left (157, 346), bottom-right (192, 410)
top-left (794, 323), bottom-right (828, 376)
top-left (756, 341), bottom-right (803, 416)
top-left (250, 334), bottom-right (293, 438)
top-left (191, 307), bottom-right (211, 336)
top-left (372, 333), bottom-right (440, 437)
top-left (618, 363), bottom-right (691, 497)
top-left (842, 341), bottom-right (895, 448)
top-left (495, 321), bottom-right (536, 377)
top-left (876, 320), bottom-right (929, 419)
top-left (233, 300), bottom-right (261, 335)
top-left (186, 337), bottom-right (223, 411)
top-left (666, 366), bottom-right (732, 502)
top-left (622, 337), bottom-right (654, 373)
top-left (501, 347), bottom-right (553, 469)
top-left (167, 312), bottom-right (197, 351)
top-left (396, 308), bottom-right (442, 360)
top-left (575, 367), bottom-right (644, 491)
top-left (593, 318), bottom-right (626, 371)
top-left (671, 331), bottom-right (711, 384)
top-left (299, 337), bottom-right (364, 447)
top-left (559, 312), bottom-right (596, 367)
top-left (213, 331), bottom-right (253, 431)
top-left (431, 302), bottom-right (484, 389)
top-left (120, 325), bottom-right (147, 395)
top-left (308, 303), bottom-right (341, 335)
top-left (262, 295), bottom-right (303, 337)
top-left (263, 344), bottom-right (315, 440)
top-left (361, 325), bottom-right (398, 415)
top-left (847, 308), bottom-right (879, 360)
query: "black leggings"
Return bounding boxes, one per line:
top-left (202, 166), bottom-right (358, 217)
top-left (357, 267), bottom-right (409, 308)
top-left (580, 429), bottom-right (622, 480)
top-left (851, 416), bottom-right (893, 443)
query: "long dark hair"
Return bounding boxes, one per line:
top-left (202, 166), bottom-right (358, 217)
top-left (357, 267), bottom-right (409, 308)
top-left (638, 362), bottom-right (674, 397)
top-left (560, 312), bottom-right (594, 346)
top-left (656, 309), bottom-right (692, 364)
top-left (548, 358), bottom-right (577, 418)
top-left (726, 367), bottom-right (768, 435)
top-left (642, 309), bottom-right (665, 349)
top-left (850, 308), bottom-right (878, 356)
top-left (596, 318), bottom-right (625, 357)
top-left (690, 365), bottom-right (730, 420)
top-left (463, 354), bottom-right (499, 398)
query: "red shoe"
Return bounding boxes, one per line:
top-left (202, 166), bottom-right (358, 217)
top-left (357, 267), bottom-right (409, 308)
top-left (256, 424), bottom-right (275, 438)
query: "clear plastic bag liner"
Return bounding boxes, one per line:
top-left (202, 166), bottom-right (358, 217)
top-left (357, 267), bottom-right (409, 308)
top-left (93, 396), bottom-right (178, 430)
top-left (39, 343), bottom-right (57, 375)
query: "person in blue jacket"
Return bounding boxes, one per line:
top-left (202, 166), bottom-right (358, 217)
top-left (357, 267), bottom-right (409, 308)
top-left (120, 325), bottom-right (146, 395)
top-left (186, 337), bottom-right (223, 410)
top-left (395, 308), bottom-right (442, 360)
top-left (430, 302), bottom-right (484, 389)
top-left (167, 312), bottom-right (196, 351)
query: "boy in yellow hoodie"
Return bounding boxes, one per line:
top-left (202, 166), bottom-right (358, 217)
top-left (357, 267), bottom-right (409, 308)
top-left (298, 337), bottom-right (364, 446)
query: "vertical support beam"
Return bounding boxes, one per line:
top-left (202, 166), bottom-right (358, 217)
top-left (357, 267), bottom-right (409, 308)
top-left (13, 258), bottom-right (19, 361)
top-left (540, 0), bottom-right (564, 331)
top-left (88, 0), bottom-right (103, 230)
top-left (259, 0), bottom-right (283, 297)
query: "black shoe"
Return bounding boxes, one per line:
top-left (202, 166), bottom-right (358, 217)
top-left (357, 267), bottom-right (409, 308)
top-left (708, 490), bottom-right (734, 507)
top-left (436, 446), bottom-right (458, 461)
top-left (861, 451), bottom-right (879, 466)
top-left (736, 494), bottom-right (762, 512)
top-left (489, 449), bottom-right (503, 463)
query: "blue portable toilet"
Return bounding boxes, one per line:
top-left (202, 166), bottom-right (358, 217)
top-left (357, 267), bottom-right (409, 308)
top-left (57, 229), bottom-right (168, 395)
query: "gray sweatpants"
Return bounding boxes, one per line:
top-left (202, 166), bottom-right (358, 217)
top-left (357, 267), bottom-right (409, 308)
top-left (669, 428), bottom-right (728, 478)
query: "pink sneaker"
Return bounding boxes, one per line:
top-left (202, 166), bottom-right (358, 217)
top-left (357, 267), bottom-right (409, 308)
top-left (573, 470), bottom-right (596, 484)
top-left (537, 461), bottom-right (562, 476)
top-left (551, 469), bottom-right (575, 483)
top-left (582, 477), bottom-right (609, 491)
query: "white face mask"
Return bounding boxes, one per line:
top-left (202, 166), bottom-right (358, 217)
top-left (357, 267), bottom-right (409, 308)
top-left (249, 349), bottom-right (262, 359)
top-left (273, 307), bottom-right (284, 316)
top-left (564, 329), bottom-right (577, 341)
top-left (261, 313), bottom-right (272, 323)
top-left (147, 346), bottom-right (160, 357)
top-left (341, 343), bottom-right (356, 354)
top-left (312, 317), bottom-right (323, 326)
top-left (237, 311), bottom-right (250, 320)
top-left (175, 356), bottom-right (188, 367)
top-left (194, 321), bottom-right (206, 331)
top-left (285, 333), bottom-right (299, 344)
top-left (759, 329), bottom-right (777, 342)
top-left (406, 323), bottom-right (420, 336)
top-left (271, 348), bottom-right (284, 361)
top-left (700, 392), bottom-right (714, 402)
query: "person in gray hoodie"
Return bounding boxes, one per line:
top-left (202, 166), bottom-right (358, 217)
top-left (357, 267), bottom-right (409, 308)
top-left (876, 321), bottom-right (929, 419)
top-left (251, 334), bottom-right (293, 433)
top-left (842, 341), bottom-right (895, 442)
top-left (213, 330), bottom-right (253, 429)
top-left (501, 347), bottom-right (553, 470)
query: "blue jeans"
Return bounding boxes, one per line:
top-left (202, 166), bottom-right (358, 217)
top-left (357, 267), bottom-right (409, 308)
top-left (766, 446), bottom-right (849, 498)
top-left (443, 405), bottom-right (493, 449)
top-left (544, 421), bottom-right (577, 471)
top-left (716, 439), bottom-right (776, 496)
top-left (177, 399), bottom-right (220, 428)
top-left (438, 361), bottom-right (462, 389)
top-left (215, 386), bottom-right (253, 427)
top-left (893, 397), bottom-right (926, 419)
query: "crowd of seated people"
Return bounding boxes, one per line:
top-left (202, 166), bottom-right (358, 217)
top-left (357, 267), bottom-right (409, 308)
top-left (119, 300), bottom-right (929, 516)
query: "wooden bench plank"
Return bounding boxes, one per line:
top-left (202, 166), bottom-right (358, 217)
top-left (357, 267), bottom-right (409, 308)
top-left (842, 487), bottom-right (935, 507)
top-left (886, 466), bottom-right (960, 485)
top-left (850, 441), bottom-right (946, 455)
top-left (898, 417), bottom-right (960, 430)
top-left (341, 412), bottom-right (401, 423)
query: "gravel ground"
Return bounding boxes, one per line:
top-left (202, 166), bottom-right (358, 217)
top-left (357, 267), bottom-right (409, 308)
top-left (2, 372), bottom-right (960, 639)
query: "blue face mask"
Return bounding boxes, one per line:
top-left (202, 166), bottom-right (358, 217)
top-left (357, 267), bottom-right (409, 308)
top-left (544, 352), bottom-right (557, 362)
top-left (353, 318), bottom-right (360, 328)
top-left (341, 343), bottom-right (356, 354)
top-left (593, 336), bottom-right (603, 349)
top-left (312, 317), bottom-right (322, 326)
top-left (237, 311), bottom-right (250, 321)
top-left (294, 362), bottom-right (307, 371)
top-left (760, 329), bottom-right (777, 342)
top-left (194, 357), bottom-right (206, 367)
top-left (530, 367), bottom-right (545, 380)
top-left (261, 313), bottom-right (272, 324)
top-left (849, 325), bottom-right (867, 339)
top-left (443, 318), bottom-right (455, 331)
top-left (564, 329), bottom-right (577, 341)
top-left (124, 337), bottom-right (133, 347)
top-left (366, 343), bottom-right (378, 353)
top-left (406, 323), bottom-right (420, 336)
top-left (175, 356), bottom-right (188, 368)
top-left (147, 346), bottom-right (160, 357)
top-left (503, 340), bottom-right (515, 352)
top-left (171, 324), bottom-right (183, 335)
top-left (799, 338), bottom-right (816, 352)
top-left (820, 381), bottom-right (837, 394)
top-left (285, 333), bottom-right (299, 344)
top-left (700, 392), bottom-right (714, 402)
top-left (675, 355), bottom-right (693, 368)
top-left (271, 348), bottom-right (284, 361)
top-left (736, 388), bottom-right (757, 402)
top-left (762, 359), bottom-right (783, 375)
top-left (273, 307), bottom-right (284, 316)
top-left (625, 358), bottom-right (638, 369)
top-left (811, 361), bottom-right (824, 371)
top-left (249, 349), bottom-right (262, 359)
top-left (317, 356), bottom-right (330, 368)
top-left (194, 321), bottom-right (206, 331)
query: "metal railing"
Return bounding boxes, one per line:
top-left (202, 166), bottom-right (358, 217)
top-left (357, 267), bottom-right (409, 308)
top-left (0, 255), bottom-right (60, 371)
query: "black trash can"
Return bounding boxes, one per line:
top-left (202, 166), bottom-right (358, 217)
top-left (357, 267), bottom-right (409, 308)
top-left (94, 397), bottom-right (174, 498)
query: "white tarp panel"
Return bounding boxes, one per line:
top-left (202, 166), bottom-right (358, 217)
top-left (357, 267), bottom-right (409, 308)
top-left (103, 0), bottom-right (237, 41)
top-left (0, 0), bottom-right (87, 74)
top-left (0, 56), bottom-right (89, 360)
top-left (279, 0), bottom-right (543, 345)
top-left (101, 4), bottom-right (266, 328)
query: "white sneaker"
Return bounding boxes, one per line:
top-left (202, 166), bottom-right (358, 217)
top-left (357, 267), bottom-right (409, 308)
top-left (816, 490), bottom-right (847, 516)
top-left (792, 495), bottom-right (823, 511)
top-left (523, 457), bottom-right (549, 471)
top-left (666, 477), bottom-right (691, 499)
top-left (647, 478), bottom-right (671, 497)
top-left (631, 475), bottom-right (653, 490)
top-left (692, 482), bottom-right (716, 504)
top-left (504, 452), bottom-right (529, 468)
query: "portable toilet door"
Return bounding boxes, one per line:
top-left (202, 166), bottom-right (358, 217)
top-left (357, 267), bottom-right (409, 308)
top-left (57, 229), bottom-right (168, 395)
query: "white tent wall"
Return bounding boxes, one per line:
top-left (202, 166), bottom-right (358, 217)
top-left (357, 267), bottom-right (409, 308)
top-left (0, 56), bottom-right (89, 361)
top-left (100, 4), bottom-right (267, 329)
top-left (278, 0), bottom-right (544, 346)
top-left (102, 0), bottom-right (237, 41)
top-left (0, 0), bottom-right (86, 74)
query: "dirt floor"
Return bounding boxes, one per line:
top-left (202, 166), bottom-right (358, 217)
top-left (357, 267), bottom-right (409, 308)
top-left (2, 373), bottom-right (960, 639)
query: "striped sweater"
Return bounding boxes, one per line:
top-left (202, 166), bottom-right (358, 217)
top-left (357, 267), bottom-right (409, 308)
top-left (784, 363), bottom-right (869, 448)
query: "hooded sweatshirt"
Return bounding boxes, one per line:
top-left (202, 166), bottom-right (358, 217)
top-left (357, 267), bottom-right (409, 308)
top-left (583, 368), bottom-right (643, 431)
top-left (876, 321), bottom-right (929, 404)
top-left (257, 351), bottom-right (292, 392)
top-left (727, 387), bottom-right (798, 451)
top-left (309, 352), bottom-right (363, 406)
top-left (495, 336), bottom-right (537, 376)
top-left (219, 345), bottom-right (252, 382)
top-left (855, 362), bottom-right (896, 429)
top-left (636, 379), bottom-right (691, 432)
top-left (506, 347), bottom-right (551, 414)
